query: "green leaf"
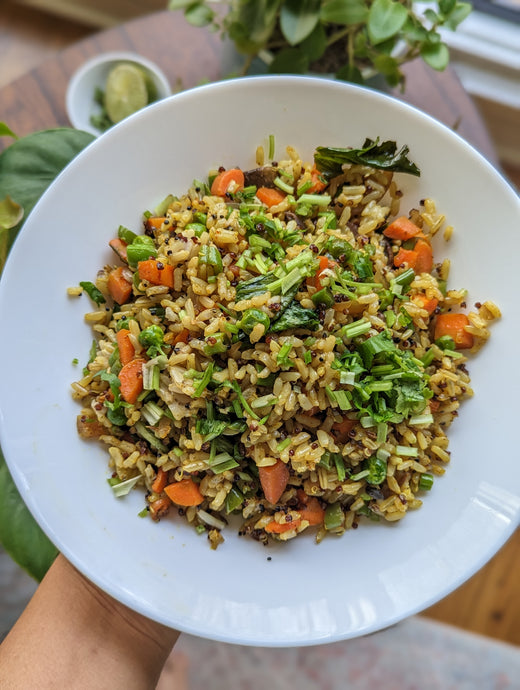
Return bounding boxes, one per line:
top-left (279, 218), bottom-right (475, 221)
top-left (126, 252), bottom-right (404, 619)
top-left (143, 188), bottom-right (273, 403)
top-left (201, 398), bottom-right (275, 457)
top-left (368, 0), bottom-right (408, 45)
top-left (0, 128), bottom-right (95, 268)
top-left (439, 0), bottom-right (457, 14)
top-left (373, 54), bottom-right (403, 87)
top-left (227, 0), bottom-right (282, 53)
top-left (280, 0), bottom-right (321, 46)
top-left (0, 122), bottom-right (18, 139)
top-left (300, 21), bottom-right (328, 62)
top-left (315, 138), bottom-right (421, 177)
top-left (269, 47), bottom-right (309, 74)
top-left (444, 1), bottom-right (472, 29)
top-left (420, 40), bottom-right (450, 70)
top-left (184, 2), bottom-right (215, 27)
top-left (0, 449), bottom-right (58, 581)
top-left (424, 8), bottom-right (440, 24)
top-left (320, 0), bottom-right (369, 25)
top-left (0, 195), bottom-right (23, 230)
top-left (335, 63), bottom-right (364, 84)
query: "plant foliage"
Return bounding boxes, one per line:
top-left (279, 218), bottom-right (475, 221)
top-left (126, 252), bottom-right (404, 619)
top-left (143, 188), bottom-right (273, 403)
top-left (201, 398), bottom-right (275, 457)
top-left (169, 0), bottom-right (471, 88)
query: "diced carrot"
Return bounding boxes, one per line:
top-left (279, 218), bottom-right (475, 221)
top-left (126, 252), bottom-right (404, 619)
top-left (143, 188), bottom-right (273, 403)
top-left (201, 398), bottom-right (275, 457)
top-left (164, 478), bottom-right (204, 506)
top-left (308, 165), bottom-right (327, 193)
top-left (137, 259), bottom-right (175, 288)
top-left (413, 293), bottom-right (439, 316)
top-left (115, 328), bottom-right (135, 366)
top-left (393, 247), bottom-right (418, 269)
top-left (151, 467), bottom-right (169, 495)
top-left (144, 216), bottom-right (167, 231)
top-left (107, 266), bottom-right (133, 305)
top-left (256, 186), bottom-right (286, 208)
top-left (383, 216), bottom-right (422, 240)
top-left (259, 459), bottom-right (290, 504)
top-left (331, 417), bottom-right (356, 444)
top-left (414, 238), bottom-right (433, 274)
top-left (109, 237), bottom-right (128, 263)
top-left (307, 255), bottom-right (338, 290)
top-left (149, 496), bottom-right (171, 521)
top-left (210, 168), bottom-right (245, 196)
top-left (265, 518), bottom-right (301, 534)
top-left (296, 491), bottom-right (325, 526)
top-left (118, 358), bottom-right (145, 404)
top-left (172, 328), bottom-right (190, 346)
top-left (434, 313), bottom-right (474, 349)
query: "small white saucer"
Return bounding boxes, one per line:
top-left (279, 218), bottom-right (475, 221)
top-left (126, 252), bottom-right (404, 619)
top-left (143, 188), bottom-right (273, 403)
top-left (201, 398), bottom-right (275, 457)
top-left (65, 51), bottom-right (171, 135)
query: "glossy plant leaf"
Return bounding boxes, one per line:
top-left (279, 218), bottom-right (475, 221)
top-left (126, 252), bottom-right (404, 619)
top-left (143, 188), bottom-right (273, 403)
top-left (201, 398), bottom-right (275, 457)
top-left (280, 0), bottom-right (321, 46)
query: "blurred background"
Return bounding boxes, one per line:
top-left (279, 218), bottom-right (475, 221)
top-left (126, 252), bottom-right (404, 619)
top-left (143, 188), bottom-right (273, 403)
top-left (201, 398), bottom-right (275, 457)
top-left (1, 0), bottom-right (519, 685)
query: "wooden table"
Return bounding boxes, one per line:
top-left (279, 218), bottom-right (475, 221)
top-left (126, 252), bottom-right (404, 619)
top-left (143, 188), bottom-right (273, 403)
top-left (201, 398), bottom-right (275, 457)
top-left (0, 9), bottom-right (498, 163)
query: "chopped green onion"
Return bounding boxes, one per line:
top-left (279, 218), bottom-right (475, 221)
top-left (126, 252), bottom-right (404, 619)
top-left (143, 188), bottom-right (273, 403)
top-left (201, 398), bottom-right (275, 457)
top-left (298, 193), bottom-right (332, 207)
top-left (276, 341), bottom-right (294, 368)
top-left (334, 453), bottom-right (346, 481)
top-left (419, 472), bottom-right (434, 490)
top-left (296, 179), bottom-right (312, 196)
top-left (376, 422), bottom-right (388, 443)
top-left (268, 134), bottom-right (275, 160)
top-left (141, 401), bottom-right (164, 426)
top-left (395, 445), bottom-right (418, 457)
top-left (339, 370), bottom-right (356, 386)
top-left (303, 350), bottom-right (312, 364)
top-left (409, 412), bottom-right (434, 425)
top-left (193, 362), bottom-right (214, 398)
top-left (276, 438), bottom-right (292, 451)
top-left (250, 394), bottom-right (278, 409)
top-left (274, 176), bottom-right (294, 194)
top-left (338, 318), bottom-right (371, 340)
top-left (350, 469), bottom-right (369, 481)
top-left (393, 267), bottom-right (415, 287)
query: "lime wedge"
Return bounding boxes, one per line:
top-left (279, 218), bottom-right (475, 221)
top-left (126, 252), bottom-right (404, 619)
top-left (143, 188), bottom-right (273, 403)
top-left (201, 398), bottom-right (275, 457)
top-left (104, 63), bottom-right (148, 124)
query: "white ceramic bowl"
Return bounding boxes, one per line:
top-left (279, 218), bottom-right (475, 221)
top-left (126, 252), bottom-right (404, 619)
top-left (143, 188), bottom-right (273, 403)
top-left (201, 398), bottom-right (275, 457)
top-left (1, 76), bottom-right (519, 647)
top-left (65, 51), bottom-right (171, 135)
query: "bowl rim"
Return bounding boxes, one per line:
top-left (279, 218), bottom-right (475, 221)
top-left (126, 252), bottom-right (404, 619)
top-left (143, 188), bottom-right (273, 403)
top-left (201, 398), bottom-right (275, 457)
top-left (3, 75), bottom-right (520, 646)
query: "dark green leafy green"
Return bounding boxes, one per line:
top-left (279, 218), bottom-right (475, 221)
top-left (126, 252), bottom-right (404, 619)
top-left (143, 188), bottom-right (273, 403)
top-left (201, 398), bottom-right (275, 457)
top-left (314, 139), bottom-right (421, 178)
top-left (270, 300), bottom-right (319, 332)
top-left (79, 281), bottom-right (106, 306)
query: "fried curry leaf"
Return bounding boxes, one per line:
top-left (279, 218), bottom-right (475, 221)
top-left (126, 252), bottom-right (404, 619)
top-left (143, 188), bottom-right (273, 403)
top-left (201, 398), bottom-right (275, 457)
top-left (314, 138), bottom-right (421, 178)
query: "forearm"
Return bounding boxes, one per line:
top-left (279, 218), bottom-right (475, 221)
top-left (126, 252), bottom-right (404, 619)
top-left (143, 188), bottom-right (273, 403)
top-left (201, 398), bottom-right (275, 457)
top-left (0, 554), bottom-right (179, 689)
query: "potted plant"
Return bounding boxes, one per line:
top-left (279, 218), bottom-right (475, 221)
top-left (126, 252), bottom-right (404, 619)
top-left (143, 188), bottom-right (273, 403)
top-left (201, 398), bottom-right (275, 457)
top-left (169, 0), bottom-right (472, 89)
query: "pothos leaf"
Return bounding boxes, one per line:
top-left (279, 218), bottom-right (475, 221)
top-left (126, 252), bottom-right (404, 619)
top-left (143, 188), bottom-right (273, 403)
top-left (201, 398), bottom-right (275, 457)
top-left (0, 128), bottom-right (95, 269)
top-left (314, 138), bottom-right (421, 177)
top-left (0, 449), bottom-right (58, 581)
top-left (280, 0), bottom-right (321, 46)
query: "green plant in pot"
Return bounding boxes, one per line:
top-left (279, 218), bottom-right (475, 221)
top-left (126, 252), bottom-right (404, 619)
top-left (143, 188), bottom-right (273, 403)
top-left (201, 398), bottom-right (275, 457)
top-left (169, 0), bottom-right (472, 88)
